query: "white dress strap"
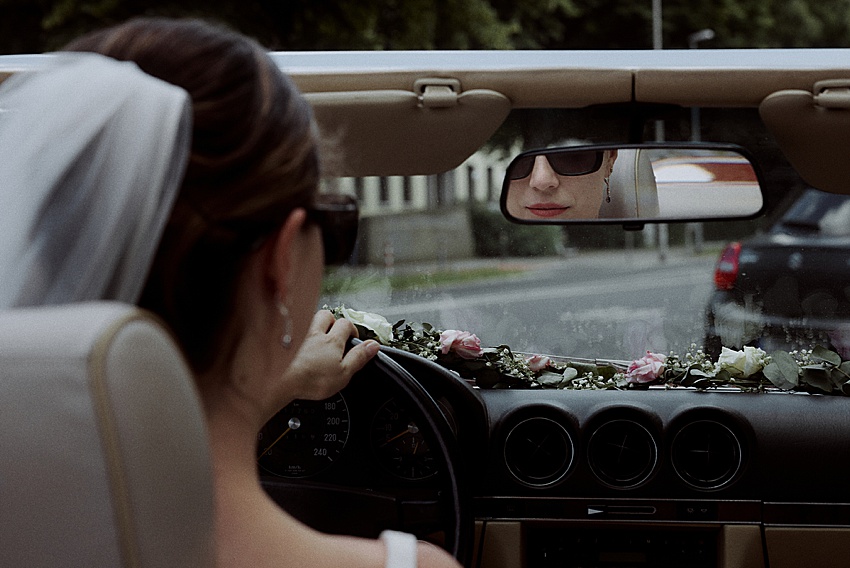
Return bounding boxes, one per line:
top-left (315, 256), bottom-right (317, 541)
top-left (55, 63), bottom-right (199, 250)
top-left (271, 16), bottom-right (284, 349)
top-left (379, 530), bottom-right (418, 568)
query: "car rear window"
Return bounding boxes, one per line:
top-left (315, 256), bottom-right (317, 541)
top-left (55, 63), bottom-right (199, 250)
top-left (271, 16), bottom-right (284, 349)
top-left (778, 189), bottom-right (850, 236)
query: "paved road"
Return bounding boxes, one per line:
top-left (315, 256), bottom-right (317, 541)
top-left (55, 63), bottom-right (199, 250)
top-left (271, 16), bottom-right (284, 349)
top-left (322, 248), bottom-right (717, 361)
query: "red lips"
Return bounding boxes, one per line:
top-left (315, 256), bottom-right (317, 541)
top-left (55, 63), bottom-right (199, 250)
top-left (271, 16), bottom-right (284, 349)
top-left (526, 203), bottom-right (569, 218)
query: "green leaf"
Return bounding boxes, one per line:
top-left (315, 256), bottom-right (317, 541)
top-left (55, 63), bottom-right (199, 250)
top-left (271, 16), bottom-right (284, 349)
top-left (475, 366), bottom-right (517, 389)
top-left (763, 351), bottom-right (800, 390)
top-left (569, 362), bottom-right (599, 376)
top-left (801, 367), bottom-right (833, 393)
top-left (680, 372), bottom-right (697, 387)
top-left (680, 367), bottom-right (711, 387)
top-left (353, 324), bottom-right (378, 342)
top-left (831, 361), bottom-right (850, 388)
top-left (691, 378), bottom-right (713, 389)
top-left (714, 368), bottom-right (733, 383)
top-left (538, 371), bottom-right (568, 387)
top-left (460, 360), bottom-right (488, 372)
top-left (830, 364), bottom-right (849, 388)
top-left (597, 365), bottom-right (618, 381)
top-left (812, 345), bottom-right (842, 366)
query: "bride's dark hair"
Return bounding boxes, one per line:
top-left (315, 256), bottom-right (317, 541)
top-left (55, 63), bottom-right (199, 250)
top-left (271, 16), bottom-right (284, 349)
top-left (65, 18), bottom-right (321, 374)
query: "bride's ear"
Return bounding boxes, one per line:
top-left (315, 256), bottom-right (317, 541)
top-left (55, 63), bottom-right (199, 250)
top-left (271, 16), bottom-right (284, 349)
top-left (265, 208), bottom-right (309, 298)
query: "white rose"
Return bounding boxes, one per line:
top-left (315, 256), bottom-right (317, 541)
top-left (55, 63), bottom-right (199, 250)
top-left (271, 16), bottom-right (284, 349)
top-left (339, 307), bottom-right (394, 344)
top-left (716, 346), bottom-right (767, 378)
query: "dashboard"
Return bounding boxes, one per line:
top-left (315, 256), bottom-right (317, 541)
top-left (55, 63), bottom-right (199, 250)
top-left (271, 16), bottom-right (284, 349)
top-left (260, 347), bottom-right (850, 568)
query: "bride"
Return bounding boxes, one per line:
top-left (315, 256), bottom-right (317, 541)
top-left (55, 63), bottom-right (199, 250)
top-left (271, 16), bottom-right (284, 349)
top-left (0, 17), bottom-right (460, 568)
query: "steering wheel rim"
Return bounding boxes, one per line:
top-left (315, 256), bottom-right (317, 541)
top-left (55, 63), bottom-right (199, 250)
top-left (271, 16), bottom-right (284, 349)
top-left (260, 341), bottom-right (473, 566)
top-left (364, 343), bottom-right (473, 566)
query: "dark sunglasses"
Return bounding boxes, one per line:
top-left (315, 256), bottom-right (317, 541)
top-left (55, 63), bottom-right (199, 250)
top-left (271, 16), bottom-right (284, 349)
top-left (306, 193), bottom-right (359, 266)
top-left (509, 150), bottom-right (604, 180)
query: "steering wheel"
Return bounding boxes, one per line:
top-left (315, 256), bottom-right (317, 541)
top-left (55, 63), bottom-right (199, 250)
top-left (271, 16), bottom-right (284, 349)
top-left (261, 343), bottom-right (474, 567)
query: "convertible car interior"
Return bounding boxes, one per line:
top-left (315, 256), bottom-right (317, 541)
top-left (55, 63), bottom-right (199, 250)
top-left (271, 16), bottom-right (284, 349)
top-left (3, 48), bottom-right (850, 568)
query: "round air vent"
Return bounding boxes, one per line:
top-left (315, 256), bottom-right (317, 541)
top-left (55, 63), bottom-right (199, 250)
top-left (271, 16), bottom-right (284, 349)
top-left (504, 417), bottom-right (574, 487)
top-left (588, 419), bottom-right (657, 489)
top-left (671, 420), bottom-right (742, 490)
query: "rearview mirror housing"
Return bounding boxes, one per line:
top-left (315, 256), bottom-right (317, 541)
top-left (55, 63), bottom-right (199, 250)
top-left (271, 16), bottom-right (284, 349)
top-left (500, 143), bottom-right (765, 225)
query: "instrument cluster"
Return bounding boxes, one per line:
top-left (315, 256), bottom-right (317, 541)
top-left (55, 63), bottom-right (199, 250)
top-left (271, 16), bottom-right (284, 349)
top-left (257, 375), bottom-right (457, 485)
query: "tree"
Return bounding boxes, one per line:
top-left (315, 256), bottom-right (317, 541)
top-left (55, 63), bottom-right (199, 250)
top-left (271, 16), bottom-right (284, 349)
top-left (0, 0), bottom-right (517, 53)
top-left (4, 0), bottom-right (850, 54)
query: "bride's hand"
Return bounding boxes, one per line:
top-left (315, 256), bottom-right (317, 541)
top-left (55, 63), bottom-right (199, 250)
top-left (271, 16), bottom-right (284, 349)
top-left (284, 310), bottom-right (380, 401)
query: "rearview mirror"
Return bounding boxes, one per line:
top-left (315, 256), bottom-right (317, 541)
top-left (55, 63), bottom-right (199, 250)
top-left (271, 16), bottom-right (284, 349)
top-left (500, 143), bottom-right (764, 224)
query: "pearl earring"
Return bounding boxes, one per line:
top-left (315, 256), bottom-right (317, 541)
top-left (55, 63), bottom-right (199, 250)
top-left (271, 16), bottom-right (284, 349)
top-left (276, 295), bottom-right (293, 348)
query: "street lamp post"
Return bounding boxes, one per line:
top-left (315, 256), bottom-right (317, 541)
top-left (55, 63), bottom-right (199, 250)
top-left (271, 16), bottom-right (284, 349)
top-left (686, 29), bottom-right (714, 254)
top-left (688, 29), bottom-right (715, 142)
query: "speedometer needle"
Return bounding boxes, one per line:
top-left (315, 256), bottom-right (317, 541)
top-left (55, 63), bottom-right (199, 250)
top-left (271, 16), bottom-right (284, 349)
top-left (258, 427), bottom-right (291, 460)
top-left (381, 422), bottom-right (420, 447)
top-left (382, 429), bottom-right (411, 446)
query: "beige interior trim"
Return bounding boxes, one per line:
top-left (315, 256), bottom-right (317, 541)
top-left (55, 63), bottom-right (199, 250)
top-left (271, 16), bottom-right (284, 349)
top-left (475, 521), bottom-right (522, 568)
top-left (294, 69), bottom-right (634, 109)
top-left (760, 82), bottom-right (850, 195)
top-left (308, 87), bottom-right (511, 177)
top-left (473, 521), bottom-right (769, 568)
top-left (97, 308), bottom-right (215, 568)
top-left (718, 525), bottom-right (765, 568)
top-left (89, 310), bottom-right (153, 568)
top-left (765, 527), bottom-right (850, 568)
top-left (635, 69), bottom-right (850, 107)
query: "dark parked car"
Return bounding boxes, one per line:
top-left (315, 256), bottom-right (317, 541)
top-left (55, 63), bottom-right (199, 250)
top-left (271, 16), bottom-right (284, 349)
top-left (706, 188), bottom-right (850, 358)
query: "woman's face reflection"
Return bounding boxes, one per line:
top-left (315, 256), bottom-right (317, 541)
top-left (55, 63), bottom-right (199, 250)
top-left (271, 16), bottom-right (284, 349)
top-left (506, 150), bottom-right (617, 220)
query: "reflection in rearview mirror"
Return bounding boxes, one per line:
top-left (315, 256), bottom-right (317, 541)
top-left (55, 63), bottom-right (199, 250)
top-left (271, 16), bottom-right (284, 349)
top-left (501, 144), bottom-right (764, 224)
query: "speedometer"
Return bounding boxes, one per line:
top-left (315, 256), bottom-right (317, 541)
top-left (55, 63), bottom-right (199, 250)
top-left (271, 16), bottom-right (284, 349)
top-left (257, 393), bottom-right (350, 478)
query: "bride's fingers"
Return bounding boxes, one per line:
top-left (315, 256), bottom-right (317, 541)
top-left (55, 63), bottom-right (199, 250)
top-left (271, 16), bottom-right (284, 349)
top-left (309, 309), bottom-right (338, 335)
top-left (340, 340), bottom-right (380, 375)
top-left (327, 316), bottom-right (359, 343)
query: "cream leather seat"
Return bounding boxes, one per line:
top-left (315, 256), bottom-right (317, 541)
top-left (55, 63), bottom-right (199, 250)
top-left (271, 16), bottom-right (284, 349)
top-left (0, 302), bottom-right (214, 567)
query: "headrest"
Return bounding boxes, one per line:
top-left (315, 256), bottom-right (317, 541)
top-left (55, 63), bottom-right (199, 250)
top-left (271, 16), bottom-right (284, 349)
top-left (599, 148), bottom-right (660, 218)
top-left (0, 302), bottom-right (214, 567)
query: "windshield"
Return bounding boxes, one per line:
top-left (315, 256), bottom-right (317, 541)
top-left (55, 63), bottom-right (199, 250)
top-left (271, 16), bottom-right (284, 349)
top-left (321, 106), bottom-right (810, 362)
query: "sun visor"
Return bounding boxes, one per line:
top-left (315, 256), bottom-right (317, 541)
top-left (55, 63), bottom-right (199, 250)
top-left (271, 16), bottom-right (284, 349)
top-left (760, 80), bottom-right (850, 195)
top-left (306, 81), bottom-right (510, 178)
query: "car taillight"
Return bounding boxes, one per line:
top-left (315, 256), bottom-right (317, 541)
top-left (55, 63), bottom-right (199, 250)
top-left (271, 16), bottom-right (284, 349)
top-left (714, 242), bottom-right (742, 290)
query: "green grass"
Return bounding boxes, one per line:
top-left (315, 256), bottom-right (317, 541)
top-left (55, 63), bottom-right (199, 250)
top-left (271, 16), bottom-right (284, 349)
top-left (322, 265), bottom-right (527, 295)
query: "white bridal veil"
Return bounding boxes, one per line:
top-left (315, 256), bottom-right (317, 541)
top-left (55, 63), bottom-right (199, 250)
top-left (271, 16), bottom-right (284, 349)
top-left (0, 53), bottom-right (191, 307)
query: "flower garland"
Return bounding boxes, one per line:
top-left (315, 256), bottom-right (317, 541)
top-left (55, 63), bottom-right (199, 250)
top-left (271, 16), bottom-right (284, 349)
top-left (329, 306), bottom-right (850, 395)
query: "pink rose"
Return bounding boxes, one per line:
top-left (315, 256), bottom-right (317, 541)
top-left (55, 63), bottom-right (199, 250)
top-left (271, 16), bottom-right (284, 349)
top-left (526, 354), bottom-right (552, 372)
top-left (626, 351), bottom-right (666, 384)
top-left (439, 330), bottom-right (483, 359)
